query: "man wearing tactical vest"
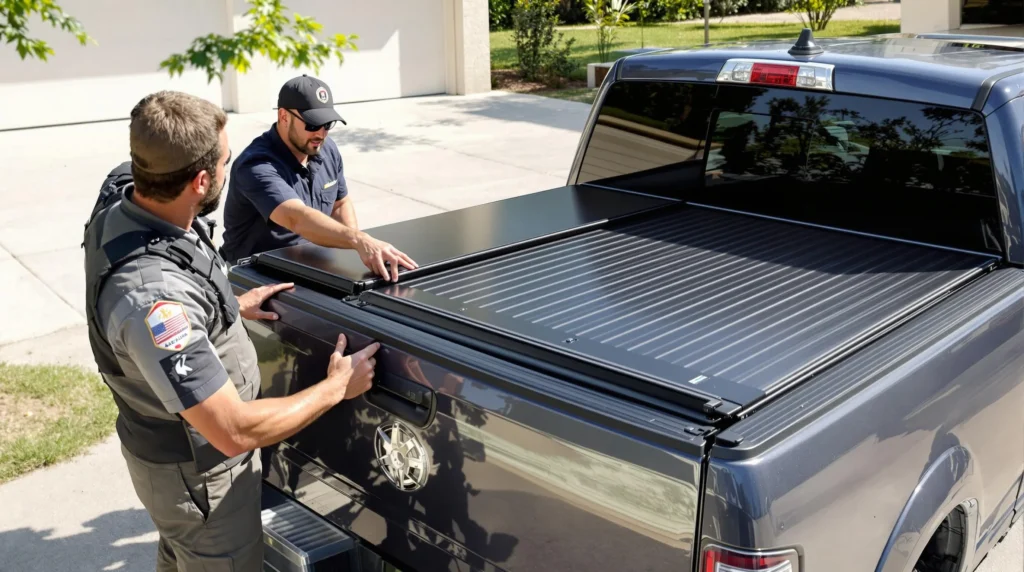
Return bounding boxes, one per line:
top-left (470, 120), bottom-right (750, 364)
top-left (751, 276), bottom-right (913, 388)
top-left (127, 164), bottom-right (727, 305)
top-left (82, 90), bottom-right (380, 571)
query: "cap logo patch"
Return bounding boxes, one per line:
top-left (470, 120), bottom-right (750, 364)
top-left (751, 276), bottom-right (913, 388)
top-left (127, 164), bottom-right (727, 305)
top-left (316, 87), bottom-right (329, 104)
top-left (146, 301), bottom-right (191, 351)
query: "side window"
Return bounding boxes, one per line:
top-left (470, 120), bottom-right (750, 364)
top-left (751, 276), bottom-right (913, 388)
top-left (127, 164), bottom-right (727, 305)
top-left (576, 82), bottom-right (716, 197)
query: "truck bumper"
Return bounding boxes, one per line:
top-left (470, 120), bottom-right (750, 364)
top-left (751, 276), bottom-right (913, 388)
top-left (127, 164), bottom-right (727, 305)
top-left (261, 484), bottom-right (389, 571)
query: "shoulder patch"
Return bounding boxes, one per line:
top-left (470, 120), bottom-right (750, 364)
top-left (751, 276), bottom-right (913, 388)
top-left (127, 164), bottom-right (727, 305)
top-left (146, 301), bottom-right (192, 351)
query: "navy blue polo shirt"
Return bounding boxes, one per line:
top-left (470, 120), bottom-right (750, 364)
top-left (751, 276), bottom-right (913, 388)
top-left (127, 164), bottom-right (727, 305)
top-left (221, 124), bottom-right (348, 263)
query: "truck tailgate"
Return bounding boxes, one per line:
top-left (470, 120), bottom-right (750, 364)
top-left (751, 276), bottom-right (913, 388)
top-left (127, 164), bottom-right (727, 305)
top-left (231, 265), bottom-right (711, 572)
top-left (367, 206), bottom-right (996, 414)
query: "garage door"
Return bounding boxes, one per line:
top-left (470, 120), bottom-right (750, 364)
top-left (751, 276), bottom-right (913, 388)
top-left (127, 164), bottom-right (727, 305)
top-left (0, 0), bottom-right (449, 131)
top-left (0, 0), bottom-right (226, 131)
top-left (261, 0), bottom-right (449, 105)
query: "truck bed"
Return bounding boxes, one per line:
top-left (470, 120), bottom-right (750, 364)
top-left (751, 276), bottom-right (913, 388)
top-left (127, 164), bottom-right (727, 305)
top-left (367, 206), bottom-right (996, 415)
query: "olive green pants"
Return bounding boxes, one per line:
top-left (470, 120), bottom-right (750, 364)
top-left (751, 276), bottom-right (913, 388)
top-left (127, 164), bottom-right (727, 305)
top-left (121, 444), bottom-right (264, 571)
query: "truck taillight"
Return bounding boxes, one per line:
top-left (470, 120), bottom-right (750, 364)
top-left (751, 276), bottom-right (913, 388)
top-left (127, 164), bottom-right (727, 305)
top-left (702, 545), bottom-right (800, 572)
top-left (717, 58), bottom-right (834, 91)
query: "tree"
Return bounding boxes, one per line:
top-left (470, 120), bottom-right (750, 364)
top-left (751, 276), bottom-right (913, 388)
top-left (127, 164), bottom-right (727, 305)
top-left (2, 0), bottom-right (358, 84)
top-left (1, 0), bottom-right (92, 61)
top-left (789, 0), bottom-right (846, 31)
top-left (585, 0), bottom-right (635, 63)
top-left (511, 0), bottom-right (576, 86)
top-left (160, 0), bottom-right (358, 83)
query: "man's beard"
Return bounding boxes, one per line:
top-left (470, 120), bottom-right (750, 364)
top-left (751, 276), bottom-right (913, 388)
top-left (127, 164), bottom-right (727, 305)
top-left (289, 126), bottom-right (323, 157)
top-left (197, 177), bottom-right (223, 217)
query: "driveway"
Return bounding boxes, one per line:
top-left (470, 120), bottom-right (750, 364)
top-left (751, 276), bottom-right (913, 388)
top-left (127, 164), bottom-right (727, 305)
top-left (0, 90), bottom-right (1020, 571)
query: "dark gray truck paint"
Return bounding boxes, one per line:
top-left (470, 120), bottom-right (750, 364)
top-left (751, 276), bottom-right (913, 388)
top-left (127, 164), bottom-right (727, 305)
top-left (230, 33), bottom-right (1024, 572)
top-left (699, 268), bottom-right (1024, 571)
top-left (232, 264), bottom-right (710, 571)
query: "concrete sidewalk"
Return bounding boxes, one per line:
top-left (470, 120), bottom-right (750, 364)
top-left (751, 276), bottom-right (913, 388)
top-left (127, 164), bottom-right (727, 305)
top-left (0, 89), bottom-right (1020, 572)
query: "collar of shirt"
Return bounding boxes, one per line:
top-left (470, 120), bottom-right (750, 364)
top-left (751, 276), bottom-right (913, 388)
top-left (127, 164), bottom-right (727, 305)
top-left (119, 185), bottom-right (207, 255)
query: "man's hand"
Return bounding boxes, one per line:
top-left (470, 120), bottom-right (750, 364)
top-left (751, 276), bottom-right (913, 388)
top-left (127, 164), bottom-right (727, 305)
top-left (179, 333), bottom-right (381, 459)
top-left (355, 233), bottom-right (418, 282)
top-left (237, 282), bottom-right (295, 321)
top-left (325, 334), bottom-right (379, 401)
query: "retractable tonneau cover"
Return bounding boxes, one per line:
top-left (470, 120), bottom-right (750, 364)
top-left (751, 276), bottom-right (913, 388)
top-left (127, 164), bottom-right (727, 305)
top-left (365, 206), bottom-right (995, 417)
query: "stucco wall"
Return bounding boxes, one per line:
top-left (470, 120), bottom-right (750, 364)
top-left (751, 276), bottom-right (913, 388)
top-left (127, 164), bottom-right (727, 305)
top-left (0, 0), bottom-right (490, 130)
top-left (0, 0), bottom-right (225, 130)
top-left (229, 0), bottom-right (450, 114)
top-left (901, 0), bottom-right (960, 33)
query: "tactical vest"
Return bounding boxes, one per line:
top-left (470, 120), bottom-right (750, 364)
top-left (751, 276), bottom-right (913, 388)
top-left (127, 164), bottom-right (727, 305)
top-left (83, 168), bottom-right (250, 473)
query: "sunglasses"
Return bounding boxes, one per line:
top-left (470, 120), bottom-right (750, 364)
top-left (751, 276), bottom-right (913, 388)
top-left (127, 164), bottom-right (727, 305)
top-left (287, 109), bottom-right (335, 132)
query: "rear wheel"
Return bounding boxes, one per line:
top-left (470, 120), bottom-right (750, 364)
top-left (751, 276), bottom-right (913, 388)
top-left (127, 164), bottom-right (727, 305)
top-left (912, 508), bottom-right (967, 572)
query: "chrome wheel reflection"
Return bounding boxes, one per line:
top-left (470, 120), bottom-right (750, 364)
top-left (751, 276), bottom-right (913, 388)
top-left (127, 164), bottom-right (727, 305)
top-left (374, 421), bottom-right (429, 491)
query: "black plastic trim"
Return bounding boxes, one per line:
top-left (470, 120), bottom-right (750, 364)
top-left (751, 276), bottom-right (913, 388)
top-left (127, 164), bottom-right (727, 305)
top-left (973, 67), bottom-right (1024, 111)
top-left (365, 372), bottom-right (437, 428)
top-left (567, 59), bottom-right (621, 185)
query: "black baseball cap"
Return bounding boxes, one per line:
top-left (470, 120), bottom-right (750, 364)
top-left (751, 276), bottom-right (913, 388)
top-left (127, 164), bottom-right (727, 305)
top-left (277, 74), bottom-right (347, 127)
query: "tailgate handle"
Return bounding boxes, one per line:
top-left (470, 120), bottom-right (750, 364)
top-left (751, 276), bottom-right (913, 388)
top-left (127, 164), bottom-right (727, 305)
top-left (366, 373), bottom-right (436, 428)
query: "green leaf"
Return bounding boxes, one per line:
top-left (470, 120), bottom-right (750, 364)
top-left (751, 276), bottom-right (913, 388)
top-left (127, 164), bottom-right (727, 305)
top-left (4, 0), bottom-right (357, 83)
top-left (1, 0), bottom-right (94, 57)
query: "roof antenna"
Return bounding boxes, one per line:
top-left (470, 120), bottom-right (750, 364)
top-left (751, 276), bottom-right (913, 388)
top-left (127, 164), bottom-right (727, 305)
top-left (789, 28), bottom-right (824, 57)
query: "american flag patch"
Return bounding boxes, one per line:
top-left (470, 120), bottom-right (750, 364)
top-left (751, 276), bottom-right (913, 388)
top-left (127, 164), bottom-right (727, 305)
top-left (146, 301), bottom-right (191, 351)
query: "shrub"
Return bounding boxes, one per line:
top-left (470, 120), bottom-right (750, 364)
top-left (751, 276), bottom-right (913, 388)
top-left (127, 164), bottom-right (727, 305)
top-left (512, 0), bottom-right (559, 80)
top-left (710, 0), bottom-right (749, 17)
top-left (633, 0), bottom-right (701, 22)
top-left (490, 0), bottom-right (516, 30)
top-left (511, 0), bottom-right (578, 85)
top-left (743, 0), bottom-right (794, 13)
top-left (586, 0), bottom-right (636, 62)
top-left (542, 38), bottom-right (579, 86)
top-left (789, 0), bottom-right (850, 30)
top-left (555, 0), bottom-right (590, 25)
top-left (493, 0), bottom-right (849, 28)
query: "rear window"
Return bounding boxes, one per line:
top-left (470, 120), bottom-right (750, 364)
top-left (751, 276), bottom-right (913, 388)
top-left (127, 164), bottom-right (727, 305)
top-left (704, 107), bottom-right (992, 196)
top-left (576, 81), bottom-right (1001, 255)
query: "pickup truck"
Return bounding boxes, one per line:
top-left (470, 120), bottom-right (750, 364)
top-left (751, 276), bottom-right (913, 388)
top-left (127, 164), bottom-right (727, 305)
top-left (232, 30), bottom-right (1024, 572)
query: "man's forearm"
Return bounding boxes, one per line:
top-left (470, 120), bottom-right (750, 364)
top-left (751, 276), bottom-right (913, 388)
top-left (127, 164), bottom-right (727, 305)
top-left (292, 207), bottom-right (365, 250)
top-left (332, 199), bottom-right (359, 232)
top-left (232, 379), bottom-right (341, 451)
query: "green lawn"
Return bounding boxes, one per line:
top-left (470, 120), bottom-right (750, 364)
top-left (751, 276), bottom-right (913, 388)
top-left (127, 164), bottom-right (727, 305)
top-left (491, 20), bottom-right (901, 77)
top-left (0, 363), bottom-right (117, 483)
top-left (536, 87), bottom-right (603, 104)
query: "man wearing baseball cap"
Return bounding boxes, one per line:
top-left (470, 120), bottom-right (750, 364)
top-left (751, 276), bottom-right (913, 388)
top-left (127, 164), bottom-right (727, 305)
top-left (222, 74), bottom-right (417, 281)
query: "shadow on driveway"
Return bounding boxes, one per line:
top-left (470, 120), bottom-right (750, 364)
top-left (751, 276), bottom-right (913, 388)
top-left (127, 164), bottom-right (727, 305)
top-left (331, 126), bottom-right (437, 153)
top-left (422, 94), bottom-right (590, 133)
top-left (0, 509), bottom-right (156, 572)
